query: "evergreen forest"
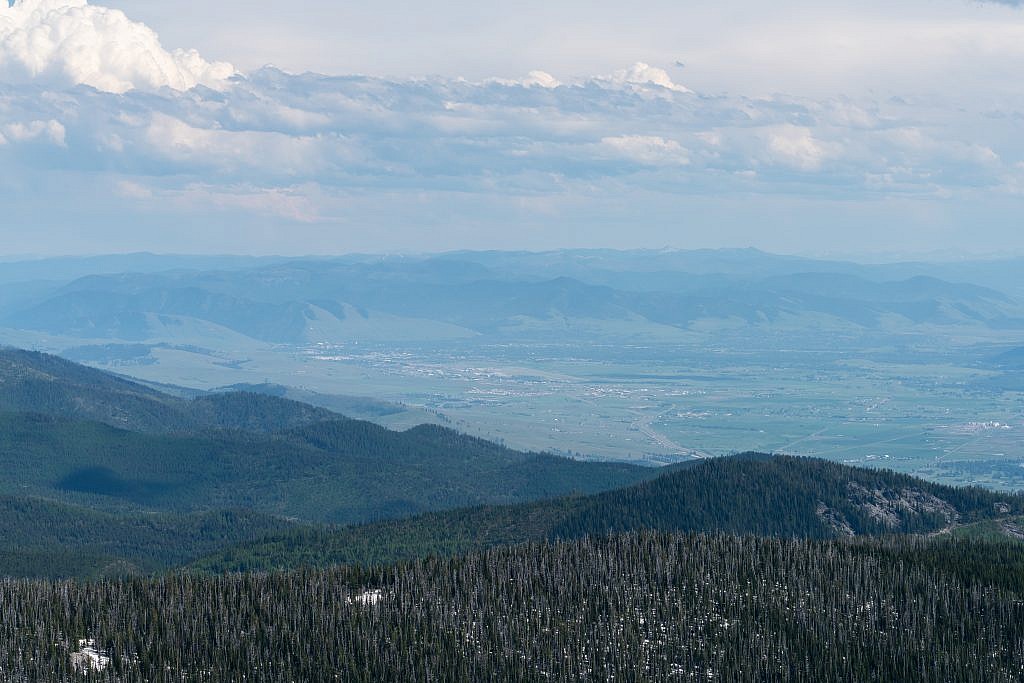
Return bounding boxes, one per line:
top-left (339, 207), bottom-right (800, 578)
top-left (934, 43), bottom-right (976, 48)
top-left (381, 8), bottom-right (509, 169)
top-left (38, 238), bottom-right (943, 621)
top-left (3, 534), bottom-right (1024, 681)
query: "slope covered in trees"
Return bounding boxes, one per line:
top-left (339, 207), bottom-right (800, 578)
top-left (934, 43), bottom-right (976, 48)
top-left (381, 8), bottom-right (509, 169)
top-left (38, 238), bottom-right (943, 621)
top-left (0, 348), bottom-right (337, 432)
top-left (195, 453), bottom-right (1023, 572)
top-left (7, 533), bottom-right (1024, 681)
top-left (0, 347), bottom-right (654, 525)
top-left (0, 496), bottom-right (298, 579)
top-left (0, 411), bottom-right (651, 526)
top-left (0, 347), bottom-right (669, 578)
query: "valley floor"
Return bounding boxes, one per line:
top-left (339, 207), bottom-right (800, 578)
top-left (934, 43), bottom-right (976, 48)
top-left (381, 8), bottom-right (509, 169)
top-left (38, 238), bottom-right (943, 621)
top-left (69, 338), bottom-right (1024, 488)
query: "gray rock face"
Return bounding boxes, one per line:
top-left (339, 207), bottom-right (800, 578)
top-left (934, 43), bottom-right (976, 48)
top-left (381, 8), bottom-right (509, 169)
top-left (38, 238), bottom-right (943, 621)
top-left (847, 482), bottom-right (960, 530)
top-left (815, 502), bottom-right (855, 537)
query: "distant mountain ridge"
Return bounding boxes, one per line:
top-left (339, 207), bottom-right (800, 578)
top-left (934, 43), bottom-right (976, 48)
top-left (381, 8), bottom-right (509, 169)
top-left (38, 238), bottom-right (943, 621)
top-left (3, 251), bottom-right (1021, 345)
top-left (995, 345), bottom-right (1024, 369)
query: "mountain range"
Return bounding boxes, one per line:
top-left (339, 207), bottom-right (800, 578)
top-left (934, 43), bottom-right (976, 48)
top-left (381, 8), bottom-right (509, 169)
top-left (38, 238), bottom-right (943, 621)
top-left (0, 347), bottom-right (1020, 579)
top-left (1, 249), bottom-right (1022, 348)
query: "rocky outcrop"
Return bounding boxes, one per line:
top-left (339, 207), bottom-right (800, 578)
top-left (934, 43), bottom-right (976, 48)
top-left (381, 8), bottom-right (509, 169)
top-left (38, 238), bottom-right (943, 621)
top-left (815, 502), bottom-right (855, 537)
top-left (847, 482), bottom-right (960, 530)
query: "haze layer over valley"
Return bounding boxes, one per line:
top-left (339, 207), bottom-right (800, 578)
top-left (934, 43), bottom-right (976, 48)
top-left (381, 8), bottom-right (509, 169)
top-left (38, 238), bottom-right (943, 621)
top-left (1, 247), bottom-right (1022, 490)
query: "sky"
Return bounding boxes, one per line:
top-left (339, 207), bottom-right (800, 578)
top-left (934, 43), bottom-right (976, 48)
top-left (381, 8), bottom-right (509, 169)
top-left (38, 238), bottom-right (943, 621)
top-left (0, 0), bottom-right (1022, 258)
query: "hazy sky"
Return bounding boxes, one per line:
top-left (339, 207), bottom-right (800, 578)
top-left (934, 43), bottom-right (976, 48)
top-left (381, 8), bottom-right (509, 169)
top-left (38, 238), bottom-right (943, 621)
top-left (1, 0), bottom-right (1023, 257)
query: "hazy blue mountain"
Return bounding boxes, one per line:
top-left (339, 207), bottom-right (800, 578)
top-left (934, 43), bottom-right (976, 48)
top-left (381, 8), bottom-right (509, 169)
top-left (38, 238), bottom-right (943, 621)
top-left (434, 248), bottom-right (841, 280)
top-left (995, 345), bottom-right (1024, 369)
top-left (860, 258), bottom-right (1024, 298)
top-left (4, 252), bottom-right (1021, 345)
top-left (0, 253), bottom-right (289, 286)
top-left (441, 249), bottom-right (1024, 297)
top-left (7, 287), bottom-right (317, 343)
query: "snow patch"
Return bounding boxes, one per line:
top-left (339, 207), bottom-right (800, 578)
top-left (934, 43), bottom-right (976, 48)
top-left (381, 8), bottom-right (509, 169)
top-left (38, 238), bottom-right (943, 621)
top-left (70, 639), bottom-right (109, 673)
top-left (349, 588), bottom-right (384, 606)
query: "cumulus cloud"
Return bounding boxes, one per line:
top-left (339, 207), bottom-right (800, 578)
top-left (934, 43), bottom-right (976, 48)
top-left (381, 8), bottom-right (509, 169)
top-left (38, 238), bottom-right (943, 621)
top-left (489, 70), bottom-right (561, 89)
top-left (2, 61), bottom-right (1015, 203)
top-left (144, 113), bottom-right (314, 172)
top-left (596, 62), bottom-right (690, 93)
top-left (0, 0), bottom-right (1017, 246)
top-left (600, 135), bottom-right (690, 166)
top-left (0, 0), bottom-right (234, 92)
top-left (0, 118), bottom-right (65, 145)
top-left (0, 2), bottom-right (1018, 255)
top-left (763, 125), bottom-right (832, 171)
top-left (486, 62), bottom-right (691, 94)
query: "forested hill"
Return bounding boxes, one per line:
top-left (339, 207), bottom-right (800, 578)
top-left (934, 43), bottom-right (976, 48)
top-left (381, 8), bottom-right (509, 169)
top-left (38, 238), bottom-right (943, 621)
top-left (0, 411), bottom-right (653, 528)
top-left (0, 348), bottom-right (337, 432)
top-left (194, 453), bottom-right (1024, 572)
top-left (0, 496), bottom-right (298, 579)
top-left (0, 347), bottom-right (662, 579)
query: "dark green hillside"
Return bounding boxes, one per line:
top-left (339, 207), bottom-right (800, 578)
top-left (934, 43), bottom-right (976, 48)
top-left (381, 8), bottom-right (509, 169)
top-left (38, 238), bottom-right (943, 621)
top-left (0, 411), bottom-right (653, 526)
top-left (0, 496), bottom-right (298, 579)
top-left (215, 382), bottom-right (405, 418)
top-left (194, 499), bottom-right (576, 573)
top-left (195, 453), bottom-right (1023, 572)
top-left (0, 348), bottom-right (337, 432)
top-left (0, 348), bottom-right (189, 431)
top-left (186, 391), bottom-right (337, 432)
top-left (0, 348), bottom-right (661, 579)
top-left (10, 533), bottom-right (1024, 681)
top-left (550, 453), bottom-right (1013, 538)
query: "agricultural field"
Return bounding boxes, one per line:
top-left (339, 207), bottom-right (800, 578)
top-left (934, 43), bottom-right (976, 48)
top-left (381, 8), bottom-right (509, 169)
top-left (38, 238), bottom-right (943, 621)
top-left (87, 335), bottom-right (1024, 490)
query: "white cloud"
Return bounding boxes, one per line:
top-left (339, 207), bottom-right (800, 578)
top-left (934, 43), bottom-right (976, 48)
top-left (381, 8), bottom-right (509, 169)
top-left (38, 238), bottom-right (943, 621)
top-left (0, 0), bottom-right (1017, 259)
top-left (1, 118), bottom-right (65, 145)
top-left (3, 62), bottom-right (1016, 200)
top-left (490, 70), bottom-right (561, 89)
top-left (142, 113), bottom-right (341, 177)
top-left (596, 62), bottom-right (690, 94)
top-left (600, 135), bottom-right (690, 166)
top-left (0, 0), bottom-right (234, 93)
top-left (764, 125), bottom-right (832, 172)
top-left (0, 0), bottom-right (1020, 254)
top-left (487, 64), bottom-right (692, 93)
top-left (114, 179), bottom-right (152, 199)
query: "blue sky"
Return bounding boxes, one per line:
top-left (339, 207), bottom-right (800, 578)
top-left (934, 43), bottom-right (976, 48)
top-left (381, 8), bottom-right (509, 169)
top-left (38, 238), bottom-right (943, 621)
top-left (1, 0), bottom-right (1023, 258)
